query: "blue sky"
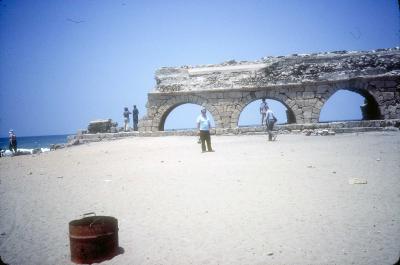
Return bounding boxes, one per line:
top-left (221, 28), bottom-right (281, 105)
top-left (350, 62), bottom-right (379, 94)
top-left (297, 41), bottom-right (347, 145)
top-left (0, 0), bottom-right (398, 136)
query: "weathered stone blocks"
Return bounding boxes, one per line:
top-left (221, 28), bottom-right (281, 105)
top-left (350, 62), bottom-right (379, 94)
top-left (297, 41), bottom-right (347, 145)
top-left (87, 119), bottom-right (117, 134)
top-left (141, 48), bottom-right (400, 131)
top-left (382, 92), bottom-right (395, 100)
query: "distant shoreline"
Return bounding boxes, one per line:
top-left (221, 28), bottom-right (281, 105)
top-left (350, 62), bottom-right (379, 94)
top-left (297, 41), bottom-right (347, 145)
top-left (0, 134), bottom-right (71, 150)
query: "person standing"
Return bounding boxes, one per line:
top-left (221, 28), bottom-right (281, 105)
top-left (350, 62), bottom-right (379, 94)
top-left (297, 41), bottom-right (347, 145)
top-left (260, 98), bottom-right (268, 126)
top-left (265, 107), bottom-right (277, 141)
top-left (132, 105), bottom-right (139, 131)
top-left (8, 129), bottom-right (17, 153)
top-left (123, 107), bottom-right (131, 132)
top-left (196, 107), bottom-right (214, 153)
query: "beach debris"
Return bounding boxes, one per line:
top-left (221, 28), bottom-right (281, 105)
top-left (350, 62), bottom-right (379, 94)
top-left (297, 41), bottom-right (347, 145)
top-left (28, 171), bottom-right (33, 175)
top-left (67, 138), bottom-right (81, 146)
top-left (307, 165), bottom-right (315, 168)
top-left (332, 171), bottom-right (336, 174)
top-left (376, 158), bottom-right (381, 161)
top-left (348, 178), bottom-right (368, 184)
top-left (160, 160), bottom-right (164, 163)
top-left (4, 151), bottom-right (14, 157)
top-left (2, 148), bottom-right (48, 157)
top-left (303, 129), bottom-right (335, 136)
top-left (15, 149), bottom-right (31, 156)
top-left (50, 144), bottom-right (65, 150)
top-left (32, 148), bottom-right (42, 154)
top-left (319, 129), bottom-right (329, 136)
top-left (267, 252), bottom-right (274, 256)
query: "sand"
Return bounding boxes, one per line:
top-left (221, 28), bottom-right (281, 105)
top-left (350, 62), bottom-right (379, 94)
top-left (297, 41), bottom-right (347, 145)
top-left (0, 132), bottom-right (399, 265)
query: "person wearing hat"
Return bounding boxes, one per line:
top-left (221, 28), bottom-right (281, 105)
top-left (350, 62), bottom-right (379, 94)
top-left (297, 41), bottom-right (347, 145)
top-left (8, 129), bottom-right (17, 153)
top-left (196, 107), bottom-right (214, 153)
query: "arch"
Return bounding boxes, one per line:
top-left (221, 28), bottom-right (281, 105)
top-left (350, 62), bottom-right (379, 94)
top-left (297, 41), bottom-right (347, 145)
top-left (159, 103), bottom-right (217, 131)
top-left (155, 94), bottom-right (222, 131)
top-left (238, 99), bottom-right (293, 126)
top-left (235, 95), bottom-right (297, 127)
top-left (319, 87), bottom-right (381, 122)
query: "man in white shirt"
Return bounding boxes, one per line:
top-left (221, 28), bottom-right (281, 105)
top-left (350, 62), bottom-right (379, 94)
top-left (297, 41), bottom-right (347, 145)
top-left (260, 98), bottom-right (268, 126)
top-left (196, 107), bottom-right (214, 152)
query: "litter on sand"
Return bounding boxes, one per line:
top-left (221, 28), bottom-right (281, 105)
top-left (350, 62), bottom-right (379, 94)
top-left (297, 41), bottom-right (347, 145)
top-left (349, 178), bottom-right (368, 185)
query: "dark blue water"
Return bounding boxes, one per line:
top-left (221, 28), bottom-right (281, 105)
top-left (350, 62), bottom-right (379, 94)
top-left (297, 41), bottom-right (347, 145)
top-left (0, 134), bottom-right (70, 150)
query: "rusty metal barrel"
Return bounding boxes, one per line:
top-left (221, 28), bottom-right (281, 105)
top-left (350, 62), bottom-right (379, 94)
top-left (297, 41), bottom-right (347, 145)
top-left (69, 214), bottom-right (119, 264)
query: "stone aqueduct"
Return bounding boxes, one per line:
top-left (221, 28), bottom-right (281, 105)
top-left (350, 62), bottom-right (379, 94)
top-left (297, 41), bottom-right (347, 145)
top-left (139, 48), bottom-right (400, 132)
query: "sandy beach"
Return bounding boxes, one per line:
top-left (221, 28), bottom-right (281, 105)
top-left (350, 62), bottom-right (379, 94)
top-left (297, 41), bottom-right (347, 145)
top-left (0, 132), bottom-right (399, 265)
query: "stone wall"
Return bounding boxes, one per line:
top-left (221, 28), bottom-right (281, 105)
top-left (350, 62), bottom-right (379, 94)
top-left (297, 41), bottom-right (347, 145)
top-left (73, 119), bottom-right (400, 144)
top-left (140, 48), bottom-right (400, 132)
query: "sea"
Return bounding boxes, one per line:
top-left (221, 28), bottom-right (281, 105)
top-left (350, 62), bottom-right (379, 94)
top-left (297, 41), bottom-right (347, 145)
top-left (0, 134), bottom-right (71, 152)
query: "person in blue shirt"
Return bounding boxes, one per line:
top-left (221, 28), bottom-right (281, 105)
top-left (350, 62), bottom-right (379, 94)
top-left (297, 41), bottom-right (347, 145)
top-left (196, 107), bottom-right (214, 153)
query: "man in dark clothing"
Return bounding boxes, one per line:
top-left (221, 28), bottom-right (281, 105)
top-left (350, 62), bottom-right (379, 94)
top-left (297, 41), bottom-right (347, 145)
top-left (265, 107), bottom-right (277, 141)
top-left (8, 129), bottom-right (17, 153)
top-left (132, 105), bottom-right (139, 131)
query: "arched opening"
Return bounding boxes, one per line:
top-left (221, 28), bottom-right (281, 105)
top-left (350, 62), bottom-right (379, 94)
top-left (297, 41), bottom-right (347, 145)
top-left (160, 103), bottom-right (215, 131)
top-left (319, 89), bottom-right (381, 122)
top-left (238, 98), bottom-right (295, 127)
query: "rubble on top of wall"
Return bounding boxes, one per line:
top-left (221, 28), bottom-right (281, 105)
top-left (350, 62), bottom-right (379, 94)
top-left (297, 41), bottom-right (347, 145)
top-left (154, 47), bottom-right (400, 93)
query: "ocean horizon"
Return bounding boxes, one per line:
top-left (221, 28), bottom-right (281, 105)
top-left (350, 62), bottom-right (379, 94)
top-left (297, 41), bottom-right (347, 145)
top-left (0, 134), bottom-right (72, 150)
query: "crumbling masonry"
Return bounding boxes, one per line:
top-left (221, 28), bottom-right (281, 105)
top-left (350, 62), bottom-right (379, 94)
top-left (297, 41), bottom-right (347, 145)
top-left (139, 48), bottom-right (400, 132)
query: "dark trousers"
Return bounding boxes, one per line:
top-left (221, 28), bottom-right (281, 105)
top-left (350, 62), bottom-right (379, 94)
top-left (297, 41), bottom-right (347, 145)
top-left (266, 120), bottom-right (275, 141)
top-left (199, 130), bottom-right (212, 151)
top-left (133, 120), bottom-right (138, 131)
top-left (9, 140), bottom-right (17, 152)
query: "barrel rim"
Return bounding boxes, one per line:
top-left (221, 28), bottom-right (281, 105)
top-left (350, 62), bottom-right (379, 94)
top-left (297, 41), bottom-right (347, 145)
top-left (69, 216), bottom-right (117, 227)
